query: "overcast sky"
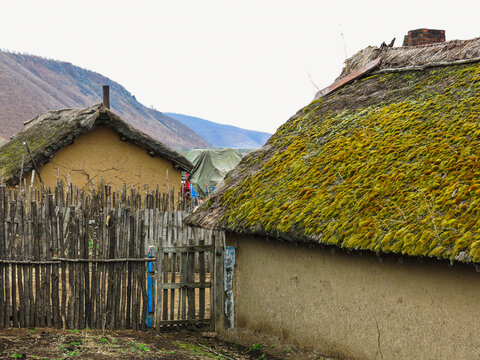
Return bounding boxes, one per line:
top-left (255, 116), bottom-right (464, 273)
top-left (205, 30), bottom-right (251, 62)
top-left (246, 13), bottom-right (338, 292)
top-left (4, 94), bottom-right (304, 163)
top-left (2, 1), bottom-right (480, 133)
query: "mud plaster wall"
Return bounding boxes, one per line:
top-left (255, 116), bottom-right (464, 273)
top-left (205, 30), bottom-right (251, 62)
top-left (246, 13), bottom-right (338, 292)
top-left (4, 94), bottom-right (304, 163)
top-left (226, 234), bottom-right (480, 360)
top-left (24, 125), bottom-right (182, 192)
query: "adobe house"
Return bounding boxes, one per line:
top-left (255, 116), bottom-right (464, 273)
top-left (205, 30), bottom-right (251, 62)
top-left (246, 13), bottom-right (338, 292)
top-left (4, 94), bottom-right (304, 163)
top-left (186, 32), bottom-right (480, 359)
top-left (0, 103), bottom-right (192, 191)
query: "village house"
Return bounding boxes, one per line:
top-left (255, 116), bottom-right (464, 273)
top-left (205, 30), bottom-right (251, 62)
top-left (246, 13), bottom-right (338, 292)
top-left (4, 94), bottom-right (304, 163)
top-left (0, 103), bottom-right (192, 192)
top-left (186, 31), bottom-right (480, 359)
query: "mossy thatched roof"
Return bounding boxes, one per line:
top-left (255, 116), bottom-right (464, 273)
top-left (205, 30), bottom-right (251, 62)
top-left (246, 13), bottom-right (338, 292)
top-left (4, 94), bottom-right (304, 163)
top-left (0, 104), bottom-right (193, 185)
top-left (186, 37), bottom-right (480, 264)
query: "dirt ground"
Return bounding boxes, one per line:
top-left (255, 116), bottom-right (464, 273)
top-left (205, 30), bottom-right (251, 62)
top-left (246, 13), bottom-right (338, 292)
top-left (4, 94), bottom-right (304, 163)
top-left (0, 327), bottom-right (336, 360)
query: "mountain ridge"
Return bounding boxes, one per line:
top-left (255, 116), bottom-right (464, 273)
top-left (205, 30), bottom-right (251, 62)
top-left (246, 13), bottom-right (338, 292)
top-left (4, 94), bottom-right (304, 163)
top-left (165, 112), bottom-right (271, 149)
top-left (0, 50), bottom-right (271, 151)
top-left (0, 51), bottom-right (209, 150)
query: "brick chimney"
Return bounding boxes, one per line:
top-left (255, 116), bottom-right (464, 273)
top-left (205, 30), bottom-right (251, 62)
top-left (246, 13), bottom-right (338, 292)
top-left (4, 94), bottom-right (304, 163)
top-left (403, 29), bottom-right (445, 46)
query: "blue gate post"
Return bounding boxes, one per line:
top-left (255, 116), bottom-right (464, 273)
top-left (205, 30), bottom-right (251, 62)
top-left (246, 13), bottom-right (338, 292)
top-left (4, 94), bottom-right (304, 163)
top-left (146, 246), bottom-right (156, 329)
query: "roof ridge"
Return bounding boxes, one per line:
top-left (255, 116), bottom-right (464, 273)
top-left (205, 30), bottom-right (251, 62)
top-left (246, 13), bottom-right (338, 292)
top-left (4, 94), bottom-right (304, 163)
top-left (372, 55), bottom-right (480, 74)
top-left (338, 37), bottom-right (480, 81)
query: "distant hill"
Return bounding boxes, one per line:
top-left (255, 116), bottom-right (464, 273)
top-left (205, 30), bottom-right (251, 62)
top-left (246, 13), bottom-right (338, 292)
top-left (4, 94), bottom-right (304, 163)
top-left (0, 51), bottom-right (209, 150)
top-left (165, 113), bottom-right (271, 149)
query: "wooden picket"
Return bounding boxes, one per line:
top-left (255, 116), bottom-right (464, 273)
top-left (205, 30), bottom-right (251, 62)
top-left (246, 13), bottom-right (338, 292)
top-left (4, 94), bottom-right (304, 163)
top-left (0, 180), bottom-right (219, 330)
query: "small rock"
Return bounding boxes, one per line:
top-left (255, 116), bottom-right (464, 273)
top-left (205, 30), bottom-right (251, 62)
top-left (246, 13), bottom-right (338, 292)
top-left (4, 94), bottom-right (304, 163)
top-left (201, 331), bottom-right (217, 338)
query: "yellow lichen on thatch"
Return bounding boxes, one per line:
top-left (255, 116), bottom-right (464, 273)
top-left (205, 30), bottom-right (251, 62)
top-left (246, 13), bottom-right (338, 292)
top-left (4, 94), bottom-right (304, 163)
top-left (207, 61), bottom-right (480, 263)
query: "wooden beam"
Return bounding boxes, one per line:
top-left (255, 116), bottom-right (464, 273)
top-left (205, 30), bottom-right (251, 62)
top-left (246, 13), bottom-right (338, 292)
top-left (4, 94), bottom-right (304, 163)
top-left (158, 318), bottom-right (210, 326)
top-left (162, 245), bottom-right (212, 253)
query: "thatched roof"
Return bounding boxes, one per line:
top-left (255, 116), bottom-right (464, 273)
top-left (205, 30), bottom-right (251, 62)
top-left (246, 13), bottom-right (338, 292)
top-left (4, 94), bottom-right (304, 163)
top-left (186, 37), bottom-right (480, 264)
top-left (338, 37), bottom-right (480, 79)
top-left (0, 103), bottom-right (193, 185)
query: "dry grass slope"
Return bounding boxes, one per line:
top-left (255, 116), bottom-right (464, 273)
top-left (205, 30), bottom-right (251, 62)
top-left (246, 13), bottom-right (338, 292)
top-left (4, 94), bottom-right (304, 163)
top-left (0, 52), bottom-right (209, 150)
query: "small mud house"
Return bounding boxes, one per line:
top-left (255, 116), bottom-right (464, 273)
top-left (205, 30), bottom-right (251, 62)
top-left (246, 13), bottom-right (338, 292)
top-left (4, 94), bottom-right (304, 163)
top-left (0, 103), bottom-right (192, 191)
top-left (186, 32), bottom-right (480, 359)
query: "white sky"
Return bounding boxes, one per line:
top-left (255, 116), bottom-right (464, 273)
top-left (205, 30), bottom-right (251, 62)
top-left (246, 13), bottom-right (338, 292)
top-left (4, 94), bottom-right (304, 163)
top-left (1, 1), bottom-right (480, 133)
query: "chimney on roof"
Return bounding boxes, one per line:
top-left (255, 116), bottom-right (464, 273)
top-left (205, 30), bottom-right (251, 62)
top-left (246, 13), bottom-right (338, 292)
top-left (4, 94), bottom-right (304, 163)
top-left (403, 29), bottom-right (445, 46)
top-left (102, 85), bottom-right (110, 109)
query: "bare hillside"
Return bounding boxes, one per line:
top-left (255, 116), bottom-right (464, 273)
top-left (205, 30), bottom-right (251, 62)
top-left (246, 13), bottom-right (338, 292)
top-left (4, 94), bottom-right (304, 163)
top-left (0, 52), bottom-right (209, 150)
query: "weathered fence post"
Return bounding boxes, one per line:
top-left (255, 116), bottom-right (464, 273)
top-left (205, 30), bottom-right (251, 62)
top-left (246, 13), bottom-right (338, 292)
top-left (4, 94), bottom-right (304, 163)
top-left (155, 236), bottom-right (163, 332)
top-left (213, 233), bottom-right (225, 333)
top-left (224, 246), bottom-right (235, 330)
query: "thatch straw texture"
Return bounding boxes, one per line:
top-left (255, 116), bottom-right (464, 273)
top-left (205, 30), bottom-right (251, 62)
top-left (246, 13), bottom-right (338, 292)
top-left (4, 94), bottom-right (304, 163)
top-left (339, 37), bottom-right (480, 80)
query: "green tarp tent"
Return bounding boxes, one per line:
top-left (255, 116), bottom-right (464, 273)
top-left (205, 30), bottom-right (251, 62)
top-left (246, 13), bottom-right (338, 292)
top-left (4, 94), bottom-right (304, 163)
top-left (184, 149), bottom-right (242, 198)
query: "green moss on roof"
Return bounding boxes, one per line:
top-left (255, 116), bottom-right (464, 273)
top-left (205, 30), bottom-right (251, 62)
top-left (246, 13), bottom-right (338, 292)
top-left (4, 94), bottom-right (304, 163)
top-left (196, 61), bottom-right (480, 263)
top-left (0, 114), bottom-right (79, 183)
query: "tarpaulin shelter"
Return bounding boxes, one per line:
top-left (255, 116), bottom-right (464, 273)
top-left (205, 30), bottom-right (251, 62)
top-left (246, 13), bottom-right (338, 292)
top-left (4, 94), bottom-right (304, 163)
top-left (185, 148), bottom-right (242, 198)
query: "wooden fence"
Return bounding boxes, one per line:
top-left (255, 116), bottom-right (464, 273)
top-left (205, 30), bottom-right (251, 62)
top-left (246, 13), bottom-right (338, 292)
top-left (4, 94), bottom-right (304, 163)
top-left (0, 180), bottom-right (223, 330)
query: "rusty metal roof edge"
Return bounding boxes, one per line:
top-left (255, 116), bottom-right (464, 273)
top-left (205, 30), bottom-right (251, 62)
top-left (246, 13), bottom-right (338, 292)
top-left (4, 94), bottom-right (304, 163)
top-left (314, 57), bottom-right (383, 100)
